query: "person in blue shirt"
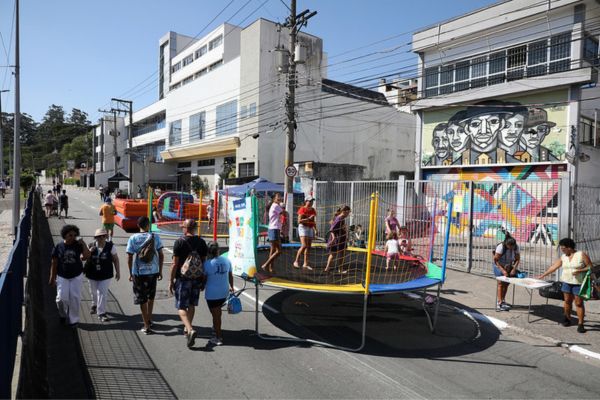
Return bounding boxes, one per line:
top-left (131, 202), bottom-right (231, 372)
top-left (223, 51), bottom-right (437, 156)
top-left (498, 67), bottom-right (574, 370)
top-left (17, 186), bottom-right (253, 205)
top-left (126, 217), bottom-right (164, 334)
top-left (203, 241), bottom-right (234, 346)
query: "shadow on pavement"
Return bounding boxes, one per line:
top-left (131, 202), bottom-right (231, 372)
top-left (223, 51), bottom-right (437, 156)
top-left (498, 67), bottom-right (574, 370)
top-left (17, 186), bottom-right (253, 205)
top-left (256, 290), bottom-right (503, 358)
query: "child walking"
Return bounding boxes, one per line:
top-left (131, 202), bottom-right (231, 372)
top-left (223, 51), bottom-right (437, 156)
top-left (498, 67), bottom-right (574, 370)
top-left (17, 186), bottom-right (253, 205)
top-left (384, 232), bottom-right (400, 270)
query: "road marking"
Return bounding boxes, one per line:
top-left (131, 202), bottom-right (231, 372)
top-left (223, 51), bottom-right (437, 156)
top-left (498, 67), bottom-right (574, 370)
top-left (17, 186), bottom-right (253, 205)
top-left (234, 284), bottom-right (279, 314)
top-left (569, 345), bottom-right (600, 361)
top-left (477, 314), bottom-right (508, 330)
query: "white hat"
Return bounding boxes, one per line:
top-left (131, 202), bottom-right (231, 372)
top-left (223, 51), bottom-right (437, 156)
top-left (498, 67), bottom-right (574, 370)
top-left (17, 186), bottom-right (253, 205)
top-left (94, 228), bottom-right (108, 237)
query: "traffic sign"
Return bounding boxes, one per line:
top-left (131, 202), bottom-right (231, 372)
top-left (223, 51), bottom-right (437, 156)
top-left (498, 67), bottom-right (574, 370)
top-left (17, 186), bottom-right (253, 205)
top-left (285, 165), bottom-right (297, 177)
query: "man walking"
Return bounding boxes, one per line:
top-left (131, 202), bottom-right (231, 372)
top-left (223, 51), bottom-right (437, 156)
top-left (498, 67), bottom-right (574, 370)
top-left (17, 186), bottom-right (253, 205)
top-left (99, 198), bottom-right (117, 241)
top-left (126, 217), bottom-right (164, 334)
top-left (169, 219), bottom-right (208, 348)
top-left (58, 189), bottom-right (69, 219)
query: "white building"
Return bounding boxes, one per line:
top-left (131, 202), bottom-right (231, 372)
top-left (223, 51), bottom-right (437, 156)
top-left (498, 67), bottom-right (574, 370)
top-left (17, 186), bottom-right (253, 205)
top-left (410, 0), bottom-right (600, 264)
top-left (123, 18), bottom-right (415, 192)
top-left (93, 115), bottom-right (129, 189)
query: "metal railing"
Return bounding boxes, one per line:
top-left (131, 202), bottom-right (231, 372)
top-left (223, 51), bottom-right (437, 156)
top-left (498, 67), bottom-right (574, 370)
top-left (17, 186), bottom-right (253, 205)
top-left (574, 184), bottom-right (600, 264)
top-left (0, 190), bottom-right (34, 399)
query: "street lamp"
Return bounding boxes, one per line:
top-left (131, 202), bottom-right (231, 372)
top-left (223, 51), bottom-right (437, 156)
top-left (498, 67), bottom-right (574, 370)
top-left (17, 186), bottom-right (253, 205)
top-left (0, 89), bottom-right (9, 182)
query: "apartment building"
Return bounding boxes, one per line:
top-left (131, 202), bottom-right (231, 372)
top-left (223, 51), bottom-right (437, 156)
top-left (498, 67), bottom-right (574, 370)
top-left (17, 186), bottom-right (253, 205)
top-left (122, 18), bottom-right (415, 192)
top-left (410, 0), bottom-right (600, 262)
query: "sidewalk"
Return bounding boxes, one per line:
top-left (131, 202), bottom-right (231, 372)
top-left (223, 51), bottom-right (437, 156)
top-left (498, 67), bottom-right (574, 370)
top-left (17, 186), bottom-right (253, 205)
top-left (442, 268), bottom-right (600, 360)
top-left (0, 194), bottom-right (15, 272)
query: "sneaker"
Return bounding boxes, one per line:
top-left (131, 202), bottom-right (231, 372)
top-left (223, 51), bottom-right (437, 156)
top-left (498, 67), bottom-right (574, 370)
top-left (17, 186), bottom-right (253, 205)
top-left (302, 265), bottom-right (313, 271)
top-left (293, 261), bottom-right (300, 269)
top-left (208, 337), bottom-right (223, 346)
top-left (90, 305), bottom-right (97, 315)
top-left (500, 301), bottom-right (511, 310)
top-left (561, 317), bottom-right (571, 327)
top-left (141, 327), bottom-right (154, 335)
top-left (98, 314), bottom-right (110, 322)
top-left (187, 330), bottom-right (197, 348)
top-left (577, 324), bottom-right (586, 333)
top-left (496, 303), bottom-right (509, 312)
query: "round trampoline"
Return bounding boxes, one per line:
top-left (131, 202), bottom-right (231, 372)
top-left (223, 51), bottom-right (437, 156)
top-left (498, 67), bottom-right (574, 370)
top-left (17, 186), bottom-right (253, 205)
top-left (227, 192), bottom-right (454, 352)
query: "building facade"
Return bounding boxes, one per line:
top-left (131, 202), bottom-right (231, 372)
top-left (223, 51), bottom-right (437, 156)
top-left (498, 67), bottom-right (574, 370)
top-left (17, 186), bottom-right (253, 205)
top-left (410, 0), bottom-right (600, 264)
top-left (122, 18), bottom-right (415, 193)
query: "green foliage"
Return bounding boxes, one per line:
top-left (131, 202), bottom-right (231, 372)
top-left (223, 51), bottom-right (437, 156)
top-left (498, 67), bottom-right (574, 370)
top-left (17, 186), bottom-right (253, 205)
top-left (191, 175), bottom-right (210, 196)
top-left (546, 140), bottom-right (566, 160)
top-left (20, 173), bottom-right (36, 191)
top-left (64, 178), bottom-right (80, 186)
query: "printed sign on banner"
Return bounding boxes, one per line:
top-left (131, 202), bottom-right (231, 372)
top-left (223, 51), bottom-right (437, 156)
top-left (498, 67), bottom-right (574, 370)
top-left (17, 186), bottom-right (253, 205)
top-left (228, 197), bottom-right (257, 277)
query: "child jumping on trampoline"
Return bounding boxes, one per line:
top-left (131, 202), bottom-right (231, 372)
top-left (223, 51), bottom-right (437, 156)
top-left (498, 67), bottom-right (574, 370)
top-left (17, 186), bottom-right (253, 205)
top-left (261, 193), bottom-right (283, 274)
top-left (324, 205), bottom-right (351, 274)
top-left (398, 226), bottom-right (413, 255)
top-left (384, 231), bottom-right (400, 270)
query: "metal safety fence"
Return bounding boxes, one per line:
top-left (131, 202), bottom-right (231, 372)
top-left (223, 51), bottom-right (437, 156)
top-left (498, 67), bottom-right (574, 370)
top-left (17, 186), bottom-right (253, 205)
top-left (0, 190), bottom-right (34, 399)
top-left (573, 184), bottom-right (600, 264)
top-left (314, 179), bottom-right (563, 277)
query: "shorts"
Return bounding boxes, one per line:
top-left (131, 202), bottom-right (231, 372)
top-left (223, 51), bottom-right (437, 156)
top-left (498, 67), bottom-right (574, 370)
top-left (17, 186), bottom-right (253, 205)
top-left (492, 263), bottom-right (514, 277)
top-left (174, 279), bottom-right (202, 309)
top-left (103, 223), bottom-right (115, 230)
top-left (206, 298), bottom-right (226, 309)
top-left (386, 253), bottom-right (400, 260)
top-left (268, 229), bottom-right (280, 242)
top-left (132, 274), bottom-right (159, 305)
top-left (561, 282), bottom-right (581, 296)
top-left (60, 206), bottom-right (68, 211)
top-left (298, 225), bottom-right (315, 238)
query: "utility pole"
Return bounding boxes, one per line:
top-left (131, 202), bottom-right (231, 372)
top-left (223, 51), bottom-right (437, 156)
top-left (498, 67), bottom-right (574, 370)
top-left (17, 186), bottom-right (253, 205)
top-left (112, 98), bottom-right (133, 190)
top-left (0, 89), bottom-right (9, 182)
top-left (282, 0), bottom-right (316, 238)
top-left (12, 0), bottom-right (21, 234)
top-left (98, 107), bottom-right (124, 177)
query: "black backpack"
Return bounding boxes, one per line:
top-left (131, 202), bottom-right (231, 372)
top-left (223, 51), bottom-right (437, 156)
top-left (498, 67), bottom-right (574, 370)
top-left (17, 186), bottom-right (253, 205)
top-left (138, 234), bottom-right (155, 263)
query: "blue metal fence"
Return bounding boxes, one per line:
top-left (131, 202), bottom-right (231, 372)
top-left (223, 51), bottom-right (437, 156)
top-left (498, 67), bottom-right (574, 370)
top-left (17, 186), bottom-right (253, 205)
top-left (0, 191), bottom-right (34, 399)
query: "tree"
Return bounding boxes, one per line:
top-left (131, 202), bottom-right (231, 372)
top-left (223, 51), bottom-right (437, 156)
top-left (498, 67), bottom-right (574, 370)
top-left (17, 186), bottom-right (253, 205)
top-left (69, 108), bottom-right (90, 126)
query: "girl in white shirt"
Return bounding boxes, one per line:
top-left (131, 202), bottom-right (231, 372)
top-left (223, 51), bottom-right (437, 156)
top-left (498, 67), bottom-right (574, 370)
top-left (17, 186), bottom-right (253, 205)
top-left (384, 232), bottom-right (400, 270)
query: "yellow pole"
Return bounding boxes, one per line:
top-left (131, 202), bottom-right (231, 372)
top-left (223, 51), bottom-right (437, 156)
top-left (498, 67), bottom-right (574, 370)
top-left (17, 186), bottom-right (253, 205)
top-left (197, 189), bottom-right (203, 236)
top-left (364, 192), bottom-right (378, 293)
top-left (147, 185), bottom-right (153, 221)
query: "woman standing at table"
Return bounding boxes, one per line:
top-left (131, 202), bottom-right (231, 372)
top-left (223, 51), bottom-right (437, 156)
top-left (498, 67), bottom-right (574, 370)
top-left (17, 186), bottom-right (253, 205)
top-left (538, 238), bottom-right (592, 333)
top-left (492, 234), bottom-right (520, 312)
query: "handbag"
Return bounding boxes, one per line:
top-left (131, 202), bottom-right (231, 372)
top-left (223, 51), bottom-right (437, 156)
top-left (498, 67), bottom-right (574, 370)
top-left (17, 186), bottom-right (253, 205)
top-left (579, 271), bottom-right (593, 301)
top-left (538, 281), bottom-right (563, 300)
top-left (227, 292), bottom-right (242, 314)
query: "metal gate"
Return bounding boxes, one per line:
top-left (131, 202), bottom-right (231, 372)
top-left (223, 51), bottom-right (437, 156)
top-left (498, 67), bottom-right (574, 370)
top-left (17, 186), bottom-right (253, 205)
top-left (314, 178), bottom-right (564, 277)
top-left (574, 184), bottom-right (600, 264)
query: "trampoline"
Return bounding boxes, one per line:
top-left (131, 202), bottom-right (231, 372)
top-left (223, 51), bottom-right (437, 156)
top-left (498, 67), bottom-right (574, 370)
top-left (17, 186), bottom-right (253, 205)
top-left (228, 192), bottom-right (455, 352)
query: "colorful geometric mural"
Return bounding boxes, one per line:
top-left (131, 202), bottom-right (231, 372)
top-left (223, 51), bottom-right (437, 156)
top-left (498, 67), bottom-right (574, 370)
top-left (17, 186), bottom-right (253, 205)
top-left (421, 90), bottom-right (568, 167)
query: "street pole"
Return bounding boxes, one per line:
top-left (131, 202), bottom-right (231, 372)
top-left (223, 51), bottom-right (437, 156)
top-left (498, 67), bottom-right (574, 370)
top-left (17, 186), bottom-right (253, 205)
top-left (283, 0), bottom-right (297, 232)
top-left (111, 98), bottom-right (133, 191)
top-left (12, 0), bottom-right (21, 234)
top-left (0, 90), bottom-right (9, 182)
top-left (112, 110), bottom-right (118, 174)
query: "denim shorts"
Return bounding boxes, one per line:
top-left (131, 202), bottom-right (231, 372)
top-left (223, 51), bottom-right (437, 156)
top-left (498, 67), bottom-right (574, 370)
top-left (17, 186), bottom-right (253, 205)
top-left (268, 229), bottom-right (280, 242)
top-left (561, 282), bottom-right (581, 296)
top-left (493, 264), bottom-right (514, 277)
top-left (298, 225), bottom-right (314, 238)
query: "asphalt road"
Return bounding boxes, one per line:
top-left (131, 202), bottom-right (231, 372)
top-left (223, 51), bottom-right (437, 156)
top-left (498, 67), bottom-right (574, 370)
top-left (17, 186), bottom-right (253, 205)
top-left (47, 187), bottom-right (600, 399)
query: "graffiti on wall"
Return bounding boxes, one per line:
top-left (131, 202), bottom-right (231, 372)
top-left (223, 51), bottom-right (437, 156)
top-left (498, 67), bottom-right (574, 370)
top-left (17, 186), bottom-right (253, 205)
top-left (422, 91), bottom-right (568, 167)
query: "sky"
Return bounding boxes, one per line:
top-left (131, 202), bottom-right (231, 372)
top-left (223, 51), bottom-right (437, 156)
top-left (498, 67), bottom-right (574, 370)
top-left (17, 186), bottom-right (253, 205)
top-left (0, 0), bottom-right (497, 123)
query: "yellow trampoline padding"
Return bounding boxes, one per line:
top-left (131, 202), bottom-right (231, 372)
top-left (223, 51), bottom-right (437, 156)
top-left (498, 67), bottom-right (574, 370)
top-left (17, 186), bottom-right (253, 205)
top-left (263, 277), bottom-right (366, 293)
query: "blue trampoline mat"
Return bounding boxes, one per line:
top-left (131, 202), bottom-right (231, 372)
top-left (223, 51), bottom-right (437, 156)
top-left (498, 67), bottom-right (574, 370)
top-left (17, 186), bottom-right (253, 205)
top-left (368, 276), bottom-right (442, 293)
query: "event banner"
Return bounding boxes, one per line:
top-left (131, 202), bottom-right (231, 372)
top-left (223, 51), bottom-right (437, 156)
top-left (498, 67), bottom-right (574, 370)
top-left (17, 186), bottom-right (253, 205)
top-left (228, 197), bottom-right (257, 277)
top-left (421, 90), bottom-right (568, 168)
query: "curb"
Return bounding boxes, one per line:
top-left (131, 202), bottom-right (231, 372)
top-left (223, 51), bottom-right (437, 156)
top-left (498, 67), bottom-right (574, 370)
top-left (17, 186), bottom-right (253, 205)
top-left (478, 312), bottom-right (600, 362)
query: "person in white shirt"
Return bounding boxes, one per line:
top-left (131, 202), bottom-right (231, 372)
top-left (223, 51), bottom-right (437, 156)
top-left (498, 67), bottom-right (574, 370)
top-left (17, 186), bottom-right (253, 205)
top-left (384, 232), bottom-right (400, 270)
top-left (260, 193), bottom-right (283, 273)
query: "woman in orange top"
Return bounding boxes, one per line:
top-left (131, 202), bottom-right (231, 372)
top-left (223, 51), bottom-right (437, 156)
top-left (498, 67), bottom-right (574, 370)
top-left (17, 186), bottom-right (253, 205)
top-left (293, 197), bottom-right (316, 270)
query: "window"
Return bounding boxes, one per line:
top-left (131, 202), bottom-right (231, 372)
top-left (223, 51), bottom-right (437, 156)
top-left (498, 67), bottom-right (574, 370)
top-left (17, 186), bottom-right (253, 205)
top-left (195, 45), bottom-right (207, 59)
top-left (155, 142), bottom-right (165, 163)
top-left (177, 162), bottom-right (192, 169)
top-left (240, 105), bottom-right (248, 119)
top-left (169, 120), bottom-right (182, 146)
top-left (507, 45), bottom-right (526, 81)
top-left (182, 76), bottom-right (193, 85)
top-left (584, 35), bottom-right (599, 66)
top-left (580, 117), bottom-right (595, 145)
top-left (488, 50), bottom-right (506, 85)
top-left (197, 158), bottom-right (215, 167)
top-left (209, 35), bottom-right (223, 50)
top-left (238, 162), bottom-right (255, 178)
top-left (215, 100), bottom-right (238, 136)
top-left (209, 59), bottom-right (223, 71)
top-left (454, 61), bottom-right (470, 91)
top-left (424, 66), bottom-right (439, 97)
top-left (132, 112), bottom-right (166, 137)
top-left (182, 54), bottom-right (193, 67)
top-left (248, 103), bottom-right (257, 117)
top-left (549, 32), bottom-right (571, 73)
top-left (527, 40), bottom-right (548, 77)
top-left (170, 82), bottom-right (181, 91)
top-left (189, 111), bottom-right (206, 141)
top-left (171, 62), bottom-right (181, 73)
top-left (439, 65), bottom-right (454, 94)
top-left (194, 68), bottom-right (207, 79)
top-left (471, 56), bottom-right (487, 88)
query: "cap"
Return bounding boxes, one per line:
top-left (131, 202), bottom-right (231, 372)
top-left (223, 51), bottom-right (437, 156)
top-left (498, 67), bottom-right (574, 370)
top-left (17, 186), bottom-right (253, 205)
top-left (94, 228), bottom-right (108, 238)
top-left (181, 218), bottom-right (197, 229)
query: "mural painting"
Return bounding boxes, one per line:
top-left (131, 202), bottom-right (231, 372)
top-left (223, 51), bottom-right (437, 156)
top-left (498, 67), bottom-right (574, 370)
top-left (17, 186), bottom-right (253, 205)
top-left (422, 91), bottom-right (568, 167)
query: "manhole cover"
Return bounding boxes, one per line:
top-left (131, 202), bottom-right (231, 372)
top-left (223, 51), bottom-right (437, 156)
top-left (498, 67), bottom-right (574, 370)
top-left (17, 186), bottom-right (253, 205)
top-left (154, 289), bottom-right (173, 300)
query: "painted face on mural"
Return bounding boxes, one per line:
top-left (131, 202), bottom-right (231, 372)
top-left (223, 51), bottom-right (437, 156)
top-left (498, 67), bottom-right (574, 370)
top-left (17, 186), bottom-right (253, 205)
top-left (465, 114), bottom-right (504, 149)
top-left (521, 124), bottom-right (550, 149)
top-left (499, 113), bottom-right (526, 147)
top-left (432, 126), bottom-right (450, 159)
top-left (446, 123), bottom-right (469, 153)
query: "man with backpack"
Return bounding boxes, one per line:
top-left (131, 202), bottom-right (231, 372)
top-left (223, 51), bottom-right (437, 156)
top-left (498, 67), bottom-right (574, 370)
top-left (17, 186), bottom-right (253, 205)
top-left (169, 219), bottom-right (208, 348)
top-left (126, 217), bottom-right (164, 334)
